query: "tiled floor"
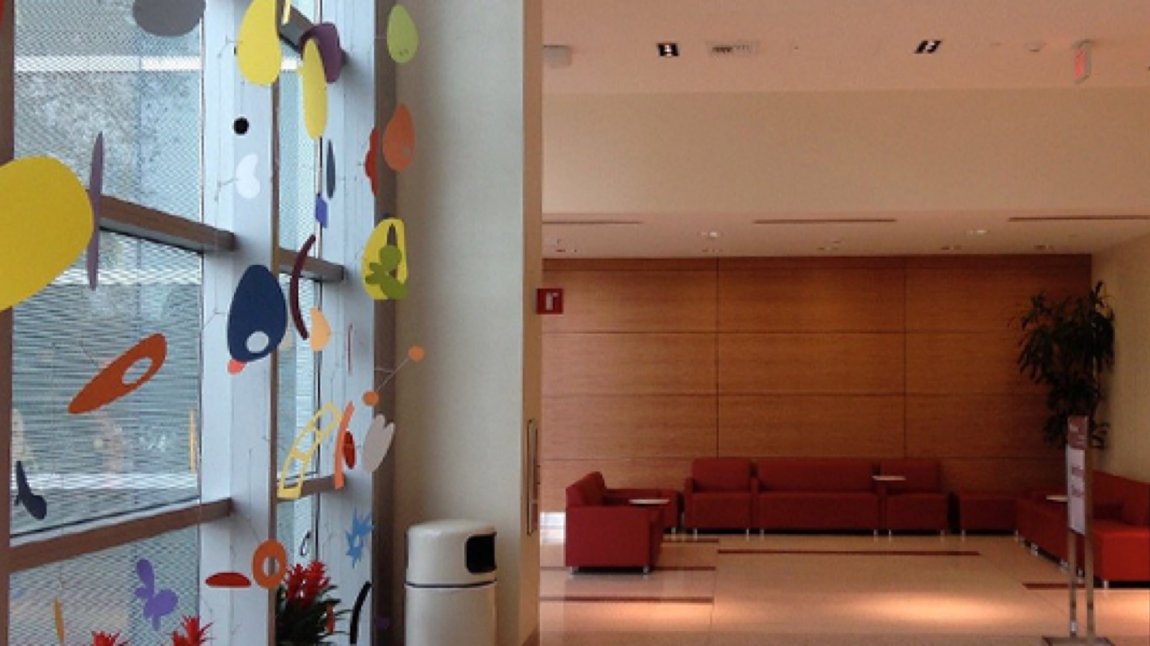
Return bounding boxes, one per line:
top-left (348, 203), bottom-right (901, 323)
top-left (539, 533), bottom-right (1150, 645)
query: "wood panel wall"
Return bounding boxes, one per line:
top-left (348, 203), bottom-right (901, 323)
top-left (541, 255), bottom-right (1091, 511)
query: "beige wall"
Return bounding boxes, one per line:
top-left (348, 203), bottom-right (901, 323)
top-left (541, 256), bottom-right (1091, 511)
top-left (544, 89), bottom-right (1150, 217)
top-left (1093, 234), bottom-right (1150, 482)
top-left (394, 1), bottom-right (541, 645)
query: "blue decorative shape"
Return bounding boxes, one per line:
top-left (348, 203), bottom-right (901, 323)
top-left (135, 558), bottom-right (178, 631)
top-left (345, 508), bottom-right (373, 568)
top-left (226, 265), bottom-right (287, 366)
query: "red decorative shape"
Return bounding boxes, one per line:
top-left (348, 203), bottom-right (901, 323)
top-left (68, 334), bottom-right (167, 414)
top-left (205, 572), bottom-right (251, 588)
top-left (364, 127), bottom-right (381, 196)
top-left (333, 402), bottom-right (355, 490)
top-left (342, 429), bottom-right (357, 469)
top-left (227, 358), bottom-right (246, 375)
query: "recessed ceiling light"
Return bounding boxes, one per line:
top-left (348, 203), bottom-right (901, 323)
top-left (657, 42), bottom-right (679, 58)
top-left (701, 247), bottom-right (722, 254)
top-left (700, 230), bottom-right (721, 239)
top-left (1024, 41), bottom-right (1046, 53)
top-left (1033, 243), bottom-right (1053, 251)
top-left (966, 228), bottom-right (989, 236)
top-left (940, 244), bottom-right (962, 251)
top-left (554, 247), bottom-right (578, 254)
top-left (915, 39), bottom-right (942, 54)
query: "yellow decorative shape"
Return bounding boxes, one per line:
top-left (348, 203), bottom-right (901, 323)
top-left (387, 4), bottom-right (419, 64)
top-left (53, 597), bottom-right (65, 644)
top-left (361, 218), bottom-right (409, 300)
top-left (237, 0), bottom-right (282, 86)
top-left (0, 157), bottom-right (93, 312)
top-left (309, 307), bottom-right (331, 352)
top-left (277, 403), bottom-right (340, 500)
top-left (301, 39), bottom-right (328, 140)
top-left (281, 0), bottom-right (291, 25)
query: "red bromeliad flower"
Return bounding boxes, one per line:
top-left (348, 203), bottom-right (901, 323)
top-left (284, 561), bottom-right (332, 609)
top-left (170, 615), bottom-right (212, 646)
top-left (90, 632), bottom-right (126, 646)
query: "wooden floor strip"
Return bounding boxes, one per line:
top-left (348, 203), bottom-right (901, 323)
top-left (540, 595), bottom-right (713, 604)
top-left (541, 565), bottom-right (717, 572)
top-left (718, 548), bottom-right (981, 557)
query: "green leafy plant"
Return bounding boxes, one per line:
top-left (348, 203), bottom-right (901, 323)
top-left (1017, 281), bottom-right (1115, 446)
top-left (275, 560), bottom-right (346, 646)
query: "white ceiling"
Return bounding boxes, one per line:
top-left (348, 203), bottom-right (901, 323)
top-left (540, 0), bottom-right (1150, 258)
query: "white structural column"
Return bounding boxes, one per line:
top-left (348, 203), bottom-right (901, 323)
top-left (200, 1), bottom-right (279, 643)
top-left (312, 0), bottom-right (380, 642)
top-left (393, 1), bottom-right (542, 645)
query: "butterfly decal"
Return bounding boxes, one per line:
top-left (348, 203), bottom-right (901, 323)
top-left (135, 558), bottom-right (178, 631)
top-left (14, 460), bottom-right (47, 520)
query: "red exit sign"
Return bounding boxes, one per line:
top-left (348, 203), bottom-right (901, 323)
top-left (537, 288), bottom-right (563, 315)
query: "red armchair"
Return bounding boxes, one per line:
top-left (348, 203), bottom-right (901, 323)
top-left (564, 472), bottom-right (663, 572)
top-left (683, 458), bottom-right (754, 533)
top-left (878, 459), bottom-right (949, 534)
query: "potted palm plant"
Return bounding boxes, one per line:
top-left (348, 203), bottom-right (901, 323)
top-left (1017, 281), bottom-right (1115, 447)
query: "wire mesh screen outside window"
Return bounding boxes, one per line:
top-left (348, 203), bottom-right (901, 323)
top-left (13, 0), bottom-right (202, 220)
top-left (9, 527), bottom-right (200, 645)
top-left (11, 234), bottom-right (202, 537)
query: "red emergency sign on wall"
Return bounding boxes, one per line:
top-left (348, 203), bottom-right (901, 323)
top-left (537, 288), bottom-right (563, 315)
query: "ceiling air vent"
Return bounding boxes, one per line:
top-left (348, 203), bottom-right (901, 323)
top-left (707, 40), bottom-right (759, 58)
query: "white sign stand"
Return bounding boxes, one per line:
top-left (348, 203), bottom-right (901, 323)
top-left (1043, 416), bottom-right (1112, 645)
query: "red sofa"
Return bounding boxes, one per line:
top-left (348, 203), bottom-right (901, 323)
top-left (753, 458), bottom-right (880, 532)
top-left (564, 472), bottom-right (663, 572)
top-left (877, 459), bottom-right (949, 534)
top-left (1017, 470), bottom-right (1150, 584)
top-left (683, 458), bottom-right (754, 532)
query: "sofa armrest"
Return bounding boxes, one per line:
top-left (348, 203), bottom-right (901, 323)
top-left (1094, 501), bottom-right (1124, 522)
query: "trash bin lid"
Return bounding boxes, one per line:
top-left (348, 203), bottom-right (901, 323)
top-left (406, 519), bottom-right (497, 586)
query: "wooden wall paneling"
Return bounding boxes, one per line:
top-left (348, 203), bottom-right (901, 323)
top-left (540, 458), bottom-right (694, 512)
top-left (541, 269), bottom-right (716, 333)
top-left (905, 255), bottom-right (1092, 331)
top-left (940, 458), bottom-right (1065, 494)
top-left (541, 395), bottom-right (716, 460)
top-left (543, 333), bottom-right (716, 396)
top-left (718, 333), bottom-right (905, 394)
top-left (545, 258), bottom-right (717, 272)
top-left (718, 395), bottom-right (905, 457)
top-left (718, 266), bottom-right (905, 332)
top-left (905, 395), bottom-right (1057, 458)
top-left (906, 331), bottom-right (1042, 395)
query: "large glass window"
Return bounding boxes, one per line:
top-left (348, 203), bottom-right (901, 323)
top-left (14, 0), bottom-right (202, 220)
top-left (9, 527), bottom-right (200, 645)
top-left (11, 234), bottom-right (201, 537)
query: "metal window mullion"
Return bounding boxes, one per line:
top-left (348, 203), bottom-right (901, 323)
top-left (200, 0), bottom-right (279, 643)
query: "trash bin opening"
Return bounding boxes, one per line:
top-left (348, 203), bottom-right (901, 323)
top-left (465, 533), bottom-right (496, 574)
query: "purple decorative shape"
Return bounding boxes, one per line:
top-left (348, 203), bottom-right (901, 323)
top-left (135, 558), bottom-right (178, 631)
top-left (315, 192), bottom-right (329, 228)
top-left (86, 133), bottom-right (104, 290)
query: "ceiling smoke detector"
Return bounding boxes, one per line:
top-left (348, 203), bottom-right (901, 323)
top-left (657, 42), bottom-right (680, 58)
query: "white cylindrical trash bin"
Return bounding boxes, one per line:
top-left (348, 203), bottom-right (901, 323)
top-left (405, 519), bottom-right (497, 646)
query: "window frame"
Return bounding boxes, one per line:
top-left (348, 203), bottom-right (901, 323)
top-left (0, 0), bottom-right (372, 643)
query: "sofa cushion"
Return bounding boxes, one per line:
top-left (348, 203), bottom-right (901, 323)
top-left (691, 458), bottom-right (751, 492)
top-left (1095, 470), bottom-right (1150, 526)
top-left (756, 458), bottom-right (874, 492)
top-left (879, 459), bottom-right (941, 493)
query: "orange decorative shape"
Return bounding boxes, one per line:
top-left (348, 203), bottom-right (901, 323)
top-left (361, 390), bottom-right (379, 407)
top-left (407, 345), bottom-right (425, 362)
top-left (251, 539), bottom-right (288, 589)
top-left (205, 572), bottom-right (252, 588)
top-left (382, 104), bottom-right (415, 172)
top-left (68, 333), bottom-right (167, 414)
top-left (227, 358), bottom-right (246, 374)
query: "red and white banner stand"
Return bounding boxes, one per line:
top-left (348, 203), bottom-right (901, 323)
top-left (1044, 416), bottom-right (1111, 645)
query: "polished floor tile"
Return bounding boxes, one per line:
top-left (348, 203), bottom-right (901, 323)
top-left (540, 533), bottom-right (1150, 645)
